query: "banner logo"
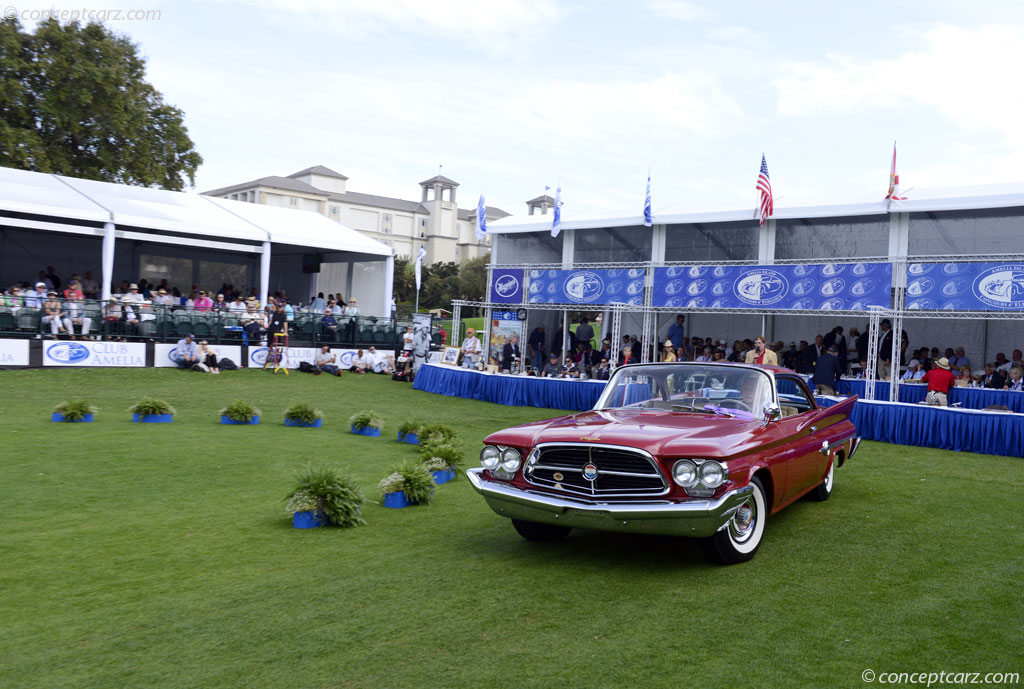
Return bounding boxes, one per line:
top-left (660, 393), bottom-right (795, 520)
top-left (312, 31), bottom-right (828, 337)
top-left (734, 269), bottom-right (788, 306)
top-left (940, 278), bottom-right (968, 297)
top-left (821, 264), bottom-right (846, 276)
top-left (907, 277), bottom-right (935, 296)
top-left (973, 265), bottom-right (1024, 309)
top-left (45, 342), bottom-right (90, 364)
top-left (627, 268), bottom-right (644, 278)
top-left (494, 274), bottom-right (520, 298)
top-left (687, 280), bottom-right (708, 296)
top-left (626, 279), bottom-right (644, 295)
top-left (251, 347), bottom-right (269, 366)
top-left (908, 263), bottom-right (936, 275)
top-left (851, 279), bottom-right (875, 296)
top-left (664, 280), bottom-right (684, 295)
top-left (819, 278), bottom-right (845, 296)
top-left (791, 278), bottom-right (816, 296)
top-left (563, 271), bottom-right (605, 303)
top-left (687, 266), bottom-right (708, 277)
top-left (819, 298), bottom-right (845, 310)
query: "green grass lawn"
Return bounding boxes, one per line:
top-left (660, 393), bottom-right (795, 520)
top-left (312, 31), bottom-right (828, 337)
top-left (1, 369), bottom-right (1021, 689)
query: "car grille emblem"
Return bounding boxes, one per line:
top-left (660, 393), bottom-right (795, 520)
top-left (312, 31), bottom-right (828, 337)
top-left (553, 472), bottom-right (564, 481)
top-left (582, 463), bottom-right (599, 481)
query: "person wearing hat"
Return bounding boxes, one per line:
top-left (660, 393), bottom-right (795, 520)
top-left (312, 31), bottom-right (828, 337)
top-left (175, 333), bottom-right (199, 369)
top-left (542, 351), bottom-right (564, 378)
top-left (901, 359), bottom-right (925, 381)
top-left (812, 344), bottom-right (843, 396)
top-left (151, 288), bottom-right (174, 310)
top-left (461, 326), bottom-right (482, 369)
top-left (661, 339), bottom-right (676, 362)
top-left (24, 282), bottom-right (47, 309)
top-left (41, 291), bottom-right (72, 337)
top-left (193, 290), bottom-right (213, 312)
top-left (120, 294), bottom-right (141, 337)
top-left (921, 357), bottom-right (955, 406)
top-left (123, 283), bottom-right (145, 304)
top-left (229, 294), bottom-right (247, 315)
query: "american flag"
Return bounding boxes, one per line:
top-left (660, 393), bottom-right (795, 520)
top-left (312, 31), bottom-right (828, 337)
top-left (756, 154), bottom-right (773, 226)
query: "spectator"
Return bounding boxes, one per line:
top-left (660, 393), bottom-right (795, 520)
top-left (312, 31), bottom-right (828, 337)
top-left (1011, 349), bottom-right (1024, 372)
top-left (667, 314), bottom-right (686, 351)
top-left (542, 352), bottom-right (563, 377)
top-left (502, 334), bottom-right (522, 373)
top-left (594, 358), bottom-right (611, 380)
top-left (1007, 367), bottom-right (1023, 392)
top-left (176, 333), bottom-right (198, 368)
top-left (283, 301), bottom-right (295, 322)
top-left (951, 346), bottom-right (970, 370)
top-left (621, 346), bottom-right (636, 366)
top-left (367, 346), bottom-right (392, 374)
top-left (151, 288), bottom-right (174, 310)
top-left (25, 282), bottom-right (47, 309)
top-left (80, 271), bottom-right (99, 299)
top-left (65, 292), bottom-right (92, 339)
top-left (267, 303), bottom-right (288, 338)
top-left (812, 345), bottom-right (843, 395)
top-left (802, 335), bottom-right (825, 372)
top-left (955, 365), bottom-right (974, 387)
top-left (461, 327), bottom-right (482, 369)
top-left (328, 299), bottom-right (342, 316)
top-left (901, 359), bottom-right (925, 381)
top-left (696, 346), bottom-right (712, 362)
top-left (745, 335), bottom-right (779, 366)
top-left (193, 290), bottom-right (213, 312)
top-left (343, 298), bottom-right (360, 317)
top-left (402, 326), bottom-right (414, 354)
top-left (3, 286), bottom-right (23, 313)
top-left (210, 294), bottom-right (228, 312)
top-left (527, 325), bottom-right (545, 371)
top-left (120, 296), bottom-right (140, 338)
top-left (350, 349), bottom-right (369, 373)
top-left (198, 341), bottom-right (220, 374)
top-left (712, 350), bottom-right (726, 362)
top-left (981, 363), bottom-right (1005, 389)
top-left (229, 295), bottom-right (247, 315)
top-left (36, 270), bottom-right (54, 291)
top-left (321, 309), bottom-right (340, 342)
top-left (310, 292), bottom-right (326, 312)
top-left (244, 305), bottom-right (267, 341)
top-left (314, 345), bottom-right (342, 377)
top-left (42, 291), bottom-right (72, 337)
top-left (576, 316), bottom-right (594, 348)
top-left (994, 352), bottom-right (1011, 375)
top-left (782, 342), bottom-right (799, 371)
top-left (123, 283), bottom-right (145, 304)
top-left (921, 357), bottom-right (955, 406)
top-left (662, 340), bottom-right (676, 362)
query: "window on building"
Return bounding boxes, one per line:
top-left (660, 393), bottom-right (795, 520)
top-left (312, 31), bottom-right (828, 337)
top-left (908, 208), bottom-right (1024, 256)
top-left (775, 215), bottom-right (889, 260)
top-left (455, 246), bottom-right (461, 257)
top-left (665, 221), bottom-right (759, 262)
top-left (289, 197), bottom-right (298, 207)
top-left (419, 231), bottom-right (426, 238)
top-left (419, 218), bottom-right (428, 228)
top-left (329, 205), bottom-right (339, 215)
top-left (383, 213), bottom-right (393, 222)
top-left (492, 231), bottom-right (563, 265)
top-left (574, 226), bottom-right (652, 263)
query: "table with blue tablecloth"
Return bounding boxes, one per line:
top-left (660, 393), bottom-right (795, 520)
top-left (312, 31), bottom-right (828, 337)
top-left (413, 363), bottom-right (606, 411)
top-left (834, 378), bottom-right (1024, 413)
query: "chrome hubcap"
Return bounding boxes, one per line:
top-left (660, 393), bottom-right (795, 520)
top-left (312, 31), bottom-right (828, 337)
top-left (731, 500), bottom-right (757, 542)
top-left (735, 505), bottom-right (753, 531)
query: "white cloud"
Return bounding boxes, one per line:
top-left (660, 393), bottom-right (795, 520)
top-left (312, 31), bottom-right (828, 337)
top-left (647, 0), bottom-right (715, 23)
top-left (775, 24), bottom-right (1024, 147)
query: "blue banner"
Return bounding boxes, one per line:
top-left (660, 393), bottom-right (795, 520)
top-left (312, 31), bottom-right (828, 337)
top-left (907, 262), bottom-right (1024, 311)
top-left (490, 269), bottom-right (524, 304)
top-left (527, 268), bottom-right (645, 305)
top-left (652, 262), bottom-right (892, 310)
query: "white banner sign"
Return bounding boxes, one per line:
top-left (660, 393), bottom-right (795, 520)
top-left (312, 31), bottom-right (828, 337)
top-left (155, 343), bottom-right (243, 368)
top-left (43, 341), bottom-right (145, 367)
top-left (248, 346), bottom-right (362, 369)
top-left (0, 339), bottom-right (30, 366)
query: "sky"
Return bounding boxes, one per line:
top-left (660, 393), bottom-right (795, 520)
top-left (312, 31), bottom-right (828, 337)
top-left (12, 0), bottom-right (1024, 219)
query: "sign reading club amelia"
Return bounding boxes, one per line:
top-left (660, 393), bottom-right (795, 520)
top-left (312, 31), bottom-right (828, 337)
top-left (489, 269), bottom-right (524, 304)
top-left (652, 263), bottom-right (892, 310)
top-left (44, 341), bottom-right (145, 367)
top-left (527, 268), bottom-right (645, 305)
top-left (907, 262), bottom-right (1024, 311)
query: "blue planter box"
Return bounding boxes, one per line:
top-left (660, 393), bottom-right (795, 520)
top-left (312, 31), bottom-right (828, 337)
top-left (221, 415), bottom-right (260, 425)
top-left (133, 414), bottom-right (173, 423)
top-left (52, 413), bottom-right (94, 423)
top-left (285, 418), bottom-right (323, 427)
top-left (384, 491), bottom-right (409, 509)
top-left (293, 510), bottom-right (325, 529)
top-left (398, 431), bottom-right (419, 444)
top-left (432, 469), bottom-right (455, 484)
top-left (351, 425), bottom-right (382, 437)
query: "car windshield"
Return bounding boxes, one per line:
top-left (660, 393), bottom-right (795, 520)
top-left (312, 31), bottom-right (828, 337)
top-left (594, 363), bottom-right (774, 417)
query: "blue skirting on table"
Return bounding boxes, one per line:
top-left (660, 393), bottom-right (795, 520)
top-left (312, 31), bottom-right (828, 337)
top-left (815, 397), bottom-right (1023, 458)
top-left (413, 363), bottom-right (605, 411)
top-left (835, 379), bottom-right (1024, 413)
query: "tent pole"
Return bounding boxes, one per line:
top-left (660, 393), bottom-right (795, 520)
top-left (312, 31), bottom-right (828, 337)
top-left (101, 222), bottom-right (115, 303)
top-left (259, 241), bottom-right (271, 308)
top-left (384, 252), bottom-right (395, 321)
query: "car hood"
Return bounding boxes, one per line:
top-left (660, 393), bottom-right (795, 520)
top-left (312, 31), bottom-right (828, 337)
top-left (483, 408), bottom-right (767, 459)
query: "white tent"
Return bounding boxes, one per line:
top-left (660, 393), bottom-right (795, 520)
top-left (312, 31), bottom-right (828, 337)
top-left (0, 166), bottom-right (394, 315)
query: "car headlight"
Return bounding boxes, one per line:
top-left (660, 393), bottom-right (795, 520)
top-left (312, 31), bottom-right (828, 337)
top-left (500, 447), bottom-right (522, 473)
top-left (480, 445), bottom-right (501, 470)
top-left (672, 459), bottom-right (698, 488)
top-left (698, 460), bottom-right (726, 488)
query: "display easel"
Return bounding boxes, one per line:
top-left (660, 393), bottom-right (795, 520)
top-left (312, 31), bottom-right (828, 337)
top-left (264, 331), bottom-right (289, 375)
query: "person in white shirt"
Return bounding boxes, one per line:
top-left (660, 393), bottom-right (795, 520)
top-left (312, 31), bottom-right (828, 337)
top-left (461, 327), bottom-right (482, 369)
top-left (350, 348), bottom-right (370, 373)
top-left (25, 282), bottom-right (47, 309)
top-left (65, 296), bottom-right (92, 338)
top-left (366, 346), bottom-right (393, 374)
top-left (123, 283), bottom-right (146, 303)
top-left (402, 326), bottom-right (414, 353)
top-left (80, 271), bottom-right (99, 299)
top-left (151, 288), bottom-right (174, 309)
top-left (901, 359), bottom-right (925, 381)
top-left (342, 298), bottom-right (360, 317)
top-left (229, 296), bottom-right (247, 315)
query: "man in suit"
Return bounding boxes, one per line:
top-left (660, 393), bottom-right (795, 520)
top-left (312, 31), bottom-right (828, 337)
top-left (744, 335), bottom-right (779, 366)
top-left (812, 345), bottom-right (844, 396)
top-left (822, 325), bottom-right (847, 371)
top-left (981, 363), bottom-right (1005, 389)
top-left (878, 319), bottom-right (894, 378)
top-left (502, 334), bottom-right (521, 373)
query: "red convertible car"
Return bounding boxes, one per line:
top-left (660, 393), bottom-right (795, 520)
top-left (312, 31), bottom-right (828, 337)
top-left (468, 362), bottom-right (859, 564)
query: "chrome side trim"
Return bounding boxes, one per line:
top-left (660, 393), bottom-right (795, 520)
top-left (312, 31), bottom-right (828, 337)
top-left (468, 468), bottom-right (754, 538)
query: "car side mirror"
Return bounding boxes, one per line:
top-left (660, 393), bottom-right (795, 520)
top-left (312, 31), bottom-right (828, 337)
top-left (762, 403), bottom-right (782, 425)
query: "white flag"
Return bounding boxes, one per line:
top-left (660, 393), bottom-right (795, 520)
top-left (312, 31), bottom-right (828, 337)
top-left (550, 183), bottom-right (562, 238)
top-left (415, 246), bottom-right (427, 291)
top-left (476, 194), bottom-right (487, 242)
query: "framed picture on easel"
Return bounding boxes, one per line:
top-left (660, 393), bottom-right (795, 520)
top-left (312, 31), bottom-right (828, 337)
top-left (440, 346), bottom-right (461, 366)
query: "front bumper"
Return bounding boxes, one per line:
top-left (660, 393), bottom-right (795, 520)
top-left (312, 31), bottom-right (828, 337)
top-left (467, 468), bottom-right (754, 538)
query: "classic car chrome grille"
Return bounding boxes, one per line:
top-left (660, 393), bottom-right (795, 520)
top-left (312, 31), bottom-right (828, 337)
top-left (523, 444), bottom-right (668, 498)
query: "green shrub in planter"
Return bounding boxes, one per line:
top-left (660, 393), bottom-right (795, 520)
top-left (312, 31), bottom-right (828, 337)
top-left (418, 440), bottom-right (465, 472)
top-left (397, 419), bottom-right (423, 436)
top-left (378, 460), bottom-right (434, 506)
top-left (349, 411), bottom-right (384, 431)
top-left (220, 399), bottom-right (262, 423)
top-left (128, 397), bottom-right (176, 417)
top-left (418, 423), bottom-right (458, 446)
top-left (284, 403), bottom-right (322, 426)
top-left (285, 464), bottom-right (365, 528)
top-left (53, 399), bottom-right (98, 422)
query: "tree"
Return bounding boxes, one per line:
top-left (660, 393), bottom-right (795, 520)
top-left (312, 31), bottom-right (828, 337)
top-left (0, 18), bottom-right (202, 190)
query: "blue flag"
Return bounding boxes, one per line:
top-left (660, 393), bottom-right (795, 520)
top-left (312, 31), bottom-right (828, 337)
top-left (476, 194), bottom-right (487, 241)
top-left (643, 172), bottom-right (652, 227)
top-left (550, 183), bottom-right (562, 237)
